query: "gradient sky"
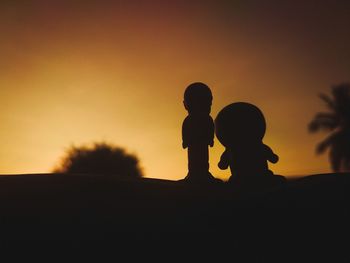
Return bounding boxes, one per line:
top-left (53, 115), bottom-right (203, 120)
top-left (1, 1), bottom-right (349, 180)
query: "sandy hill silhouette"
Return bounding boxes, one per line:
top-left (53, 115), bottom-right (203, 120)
top-left (0, 173), bottom-right (348, 259)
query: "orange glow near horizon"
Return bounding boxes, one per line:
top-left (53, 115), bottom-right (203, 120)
top-left (1, 1), bottom-right (349, 180)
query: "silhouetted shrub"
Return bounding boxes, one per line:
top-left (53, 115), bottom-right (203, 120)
top-left (53, 142), bottom-right (143, 177)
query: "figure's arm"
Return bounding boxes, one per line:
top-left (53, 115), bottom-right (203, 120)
top-left (218, 150), bottom-right (230, 170)
top-left (270, 153), bottom-right (279, 163)
top-left (264, 144), bottom-right (279, 163)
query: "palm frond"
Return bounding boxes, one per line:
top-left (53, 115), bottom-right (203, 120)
top-left (319, 93), bottom-right (335, 111)
top-left (314, 112), bottom-right (337, 120)
top-left (308, 112), bottom-right (338, 133)
top-left (316, 140), bottom-right (330, 154)
top-left (315, 132), bottom-right (341, 154)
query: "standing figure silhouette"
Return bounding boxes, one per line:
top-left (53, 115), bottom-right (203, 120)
top-left (181, 82), bottom-right (218, 182)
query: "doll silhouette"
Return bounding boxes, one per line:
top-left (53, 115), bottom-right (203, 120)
top-left (181, 82), bottom-right (218, 182)
top-left (215, 102), bottom-right (285, 185)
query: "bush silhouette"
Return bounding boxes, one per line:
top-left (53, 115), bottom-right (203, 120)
top-left (53, 142), bottom-right (143, 177)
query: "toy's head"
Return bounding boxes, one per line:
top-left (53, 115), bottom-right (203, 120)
top-left (215, 102), bottom-right (266, 147)
top-left (183, 82), bottom-right (212, 115)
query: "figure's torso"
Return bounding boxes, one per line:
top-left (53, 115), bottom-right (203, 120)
top-left (227, 142), bottom-right (271, 176)
top-left (182, 115), bottom-right (214, 147)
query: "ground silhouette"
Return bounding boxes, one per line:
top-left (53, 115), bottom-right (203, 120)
top-left (309, 83), bottom-right (350, 172)
top-left (53, 142), bottom-right (143, 177)
top-left (0, 172), bottom-right (348, 260)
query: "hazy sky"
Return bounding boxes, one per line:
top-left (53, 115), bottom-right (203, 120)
top-left (1, 1), bottom-right (349, 180)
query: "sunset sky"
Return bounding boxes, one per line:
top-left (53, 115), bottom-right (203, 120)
top-left (1, 1), bottom-right (349, 180)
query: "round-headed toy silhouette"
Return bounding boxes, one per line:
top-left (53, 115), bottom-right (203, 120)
top-left (215, 102), bottom-right (280, 182)
top-left (215, 102), bottom-right (266, 147)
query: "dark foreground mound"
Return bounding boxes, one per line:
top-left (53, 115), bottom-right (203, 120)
top-left (0, 173), bottom-right (348, 259)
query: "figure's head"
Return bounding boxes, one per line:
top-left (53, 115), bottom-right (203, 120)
top-left (183, 82), bottom-right (212, 115)
top-left (215, 102), bottom-right (266, 147)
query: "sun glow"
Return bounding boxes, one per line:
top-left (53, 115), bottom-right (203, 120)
top-left (1, 1), bottom-right (348, 179)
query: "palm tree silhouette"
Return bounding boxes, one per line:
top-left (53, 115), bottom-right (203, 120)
top-left (308, 83), bottom-right (350, 172)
